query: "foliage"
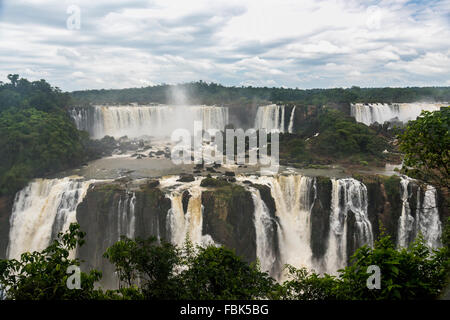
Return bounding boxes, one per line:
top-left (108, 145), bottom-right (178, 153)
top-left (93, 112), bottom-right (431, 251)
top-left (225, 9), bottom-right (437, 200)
top-left (0, 224), bottom-right (103, 300)
top-left (70, 81), bottom-right (450, 107)
top-left (104, 236), bottom-right (180, 300)
top-left (1, 224), bottom-right (449, 300)
top-left (0, 75), bottom-right (115, 196)
top-left (277, 266), bottom-right (337, 300)
top-left (177, 245), bottom-right (276, 300)
top-left (399, 108), bottom-right (449, 192)
top-left (0, 108), bottom-right (86, 194)
top-left (279, 233), bottom-right (450, 300)
top-left (280, 108), bottom-right (389, 165)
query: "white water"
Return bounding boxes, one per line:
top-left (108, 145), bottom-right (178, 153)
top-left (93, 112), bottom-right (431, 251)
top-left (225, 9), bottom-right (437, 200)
top-left (288, 106), bottom-right (296, 133)
top-left (164, 177), bottom-right (215, 248)
top-left (238, 175), bottom-right (375, 278)
top-left (351, 102), bottom-right (444, 125)
top-left (71, 105), bottom-right (229, 139)
top-left (324, 178), bottom-right (373, 274)
top-left (7, 177), bottom-right (92, 259)
top-left (117, 192), bottom-right (136, 239)
top-left (255, 104), bottom-right (296, 133)
top-left (397, 176), bottom-right (442, 248)
top-left (249, 188), bottom-right (278, 276)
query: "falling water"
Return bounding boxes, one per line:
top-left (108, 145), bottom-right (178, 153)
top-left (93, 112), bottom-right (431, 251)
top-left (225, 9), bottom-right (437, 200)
top-left (70, 105), bottom-right (229, 139)
top-left (255, 105), bottom-right (283, 133)
top-left (249, 187), bottom-right (278, 276)
top-left (164, 177), bottom-right (213, 247)
top-left (117, 192), bottom-right (136, 239)
top-left (397, 176), bottom-right (442, 248)
top-left (7, 178), bottom-right (92, 259)
top-left (324, 178), bottom-right (373, 274)
top-left (288, 106), bottom-right (296, 133)
top-left (351, 102), bottom-right (444, 125)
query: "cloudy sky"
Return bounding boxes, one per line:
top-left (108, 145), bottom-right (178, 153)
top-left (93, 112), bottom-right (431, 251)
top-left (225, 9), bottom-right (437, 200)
top-left (0, 0), bottom-right (449, 91)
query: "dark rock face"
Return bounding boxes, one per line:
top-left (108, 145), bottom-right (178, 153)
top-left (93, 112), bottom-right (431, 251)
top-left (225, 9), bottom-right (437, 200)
top-left (177, 174), bottom-right (195, 182)
top-left (201, 183), bottom-right (257, 264)
top-left (310, 177), bottom-right (332, 261)
top-left (0, 196), bottom-right (13, 259)
top-left (182, 190), bottom-right (191, 215)
top-left (76, 182), bottom-right (170, 289)
top-left (378, 176), bottom-right (402, 244)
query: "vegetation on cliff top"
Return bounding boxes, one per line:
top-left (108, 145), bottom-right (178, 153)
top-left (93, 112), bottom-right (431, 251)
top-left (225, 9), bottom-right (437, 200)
top-left (70, 81), bottom-right (450, 107)
top-left (1, 223), bottom-right (449, 300)
top-left (399, 107), bottom-right (449, 198)
top-left (280, 107), bottom-right (391, 166)
top-left (0, 75), bottom-right (116, 196)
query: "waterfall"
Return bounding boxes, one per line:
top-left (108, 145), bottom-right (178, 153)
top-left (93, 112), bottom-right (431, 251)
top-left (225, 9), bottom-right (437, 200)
top-left (351, 103), bottom-right (444, 125)
top-left (164, 178), bottom-right (211, 247)
top-left (270, 175), bottom-right (315, 275)
top-left (288, 106), bottom-right (296, 133)
top-left (324, 178), bottom-right (373, 274)
top-left (6, 178), bottom-right (92, 260)
top-left (249, 188), bottom-right (278, 276)
top-left (70, 105), bottom-right (229, 139)
top-left (397, 176), bottom-right (442, 248)
top-left (117, 192), bottom-right (136, 239)
top-left (255, 104), bottom-right (289, 133)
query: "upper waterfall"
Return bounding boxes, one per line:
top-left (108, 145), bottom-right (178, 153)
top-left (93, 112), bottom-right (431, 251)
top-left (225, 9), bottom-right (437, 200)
top-left (255, 104), bottom-right (295, 133)
top-left (70, 105), bottom-right (229, 139)
top-left (350, 102), bottom-right (444, 125)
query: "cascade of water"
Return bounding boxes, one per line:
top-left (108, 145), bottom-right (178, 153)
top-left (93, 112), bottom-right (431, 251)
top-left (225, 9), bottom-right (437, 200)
top-left (397, 176), bottom-right (442, 248)
top-left (7, 178), bottom-right (92, 259)
top-left (351, 103), bottom-right (444, 125)
top-left (70, 105), bottom-right (229, 139)
top-left (324, 178), bottom-right (373, 274)
top-left (164, 178), bottom-right (211, 248)
top-left (288, 106), bottom-right (296, 133)
top-left (267, 175), bottom-right (315, 277)
top-left (249, 188), bottom-right (278, 276)
top-left (117, 192), bottom-right (136, 239)
top-left (255, 105), bottom-right (287, 133)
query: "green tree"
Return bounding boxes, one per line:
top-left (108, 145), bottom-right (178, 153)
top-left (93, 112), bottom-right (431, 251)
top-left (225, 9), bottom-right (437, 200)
top-left (177, 245), bottom-right (276, 300)
top-left (104, 236), bottom-right (180, 300)
top-left (278, 233), bottom-right (450, 300)
top-left (0, 223), bottom-right (103, 300)
top-left (399, 108), bottom-right (449, 192)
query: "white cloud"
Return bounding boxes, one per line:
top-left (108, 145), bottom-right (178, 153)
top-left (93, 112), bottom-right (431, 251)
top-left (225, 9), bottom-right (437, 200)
top-left (0, 0), bottom-right (448, 90)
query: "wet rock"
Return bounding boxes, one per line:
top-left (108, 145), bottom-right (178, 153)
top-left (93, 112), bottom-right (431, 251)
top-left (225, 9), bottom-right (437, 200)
top-left (146, 180), bottom-right (160, 188)
top-left (177, 174), bottom-right (195, 183)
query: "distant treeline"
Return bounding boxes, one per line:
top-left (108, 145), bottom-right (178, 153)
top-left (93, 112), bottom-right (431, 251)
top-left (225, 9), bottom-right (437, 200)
top-left (70, 81), bottom-right (450, 106)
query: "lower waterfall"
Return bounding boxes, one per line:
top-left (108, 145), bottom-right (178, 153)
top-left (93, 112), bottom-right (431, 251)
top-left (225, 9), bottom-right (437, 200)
top-left (241, 175), bottom-right (374, 278)
top-left (324, 178), bottom-right (373, 274)
top-left (4, 173), bottom-right (443, 286)
top-left (117, 192), bottom-right (136, 240)
top-left (6, 177), bottom-right (92, 260)
top-left (249, 188), bottom-right (278, 276)
top-left (397, 176), bottom-right (442, 249)
top-left (163, 177), bottom-right (214, 248)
